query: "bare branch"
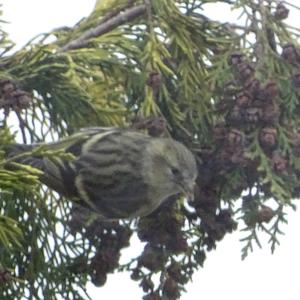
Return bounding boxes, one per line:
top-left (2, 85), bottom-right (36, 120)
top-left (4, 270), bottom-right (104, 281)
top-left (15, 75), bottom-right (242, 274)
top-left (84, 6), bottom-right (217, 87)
top-left (60, 4), bottom-right (146, 52)
top-left (100, 0), bottom-right (137, 24)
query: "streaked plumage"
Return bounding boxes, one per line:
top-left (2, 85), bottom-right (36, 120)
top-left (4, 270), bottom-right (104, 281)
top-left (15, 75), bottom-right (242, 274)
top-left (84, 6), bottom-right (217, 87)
top-left (7, 127), bottom-right (197, 219)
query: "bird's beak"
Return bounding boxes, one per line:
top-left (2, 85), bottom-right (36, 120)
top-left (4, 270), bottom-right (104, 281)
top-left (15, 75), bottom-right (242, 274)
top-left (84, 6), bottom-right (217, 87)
top-left (181, 182), bottom-right (195, 202)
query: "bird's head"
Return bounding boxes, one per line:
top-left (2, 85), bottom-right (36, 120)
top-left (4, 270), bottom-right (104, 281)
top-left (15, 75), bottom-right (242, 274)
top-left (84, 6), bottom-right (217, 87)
top-left (143, 137), bottom-right (198, 204)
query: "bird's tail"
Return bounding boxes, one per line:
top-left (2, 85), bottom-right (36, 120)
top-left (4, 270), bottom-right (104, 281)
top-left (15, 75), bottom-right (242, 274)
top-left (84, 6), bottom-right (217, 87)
top-left (5, 143), bottom-right (43, 172)
top-left (4, 127), bottom-right (117, 197)
top-left (5, 141), bottom-right (77, 197)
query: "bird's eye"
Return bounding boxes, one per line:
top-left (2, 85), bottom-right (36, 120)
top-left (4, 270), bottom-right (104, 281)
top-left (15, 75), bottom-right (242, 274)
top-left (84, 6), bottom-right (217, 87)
top-left (171, 167), bottom-right (180, 177)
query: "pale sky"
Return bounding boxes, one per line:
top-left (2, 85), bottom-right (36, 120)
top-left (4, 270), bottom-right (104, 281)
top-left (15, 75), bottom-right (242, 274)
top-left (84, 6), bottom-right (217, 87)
top-left (1, 1), bottom-right (300, 299)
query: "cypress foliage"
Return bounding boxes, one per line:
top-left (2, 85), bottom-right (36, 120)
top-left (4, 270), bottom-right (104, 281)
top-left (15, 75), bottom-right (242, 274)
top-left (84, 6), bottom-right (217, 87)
top-left (0, 1), bottom-right (299, 299)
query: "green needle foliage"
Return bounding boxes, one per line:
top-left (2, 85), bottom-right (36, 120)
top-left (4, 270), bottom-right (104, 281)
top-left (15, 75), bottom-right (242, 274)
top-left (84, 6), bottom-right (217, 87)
top-left (0, 0), bottom-right (300, 299)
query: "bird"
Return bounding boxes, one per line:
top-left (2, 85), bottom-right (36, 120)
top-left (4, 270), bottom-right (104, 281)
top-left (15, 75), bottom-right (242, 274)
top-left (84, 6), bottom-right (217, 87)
top-left (6, 127), bottom-right (198, 219)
